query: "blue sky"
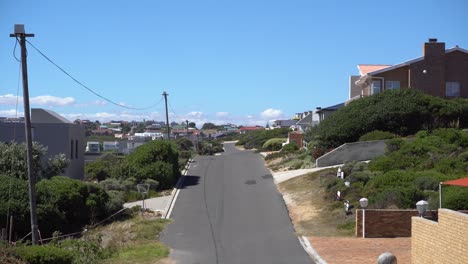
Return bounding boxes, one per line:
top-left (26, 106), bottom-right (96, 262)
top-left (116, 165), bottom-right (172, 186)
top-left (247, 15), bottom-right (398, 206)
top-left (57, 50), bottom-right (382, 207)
top-left (1, 0), bottom-right (467, 126)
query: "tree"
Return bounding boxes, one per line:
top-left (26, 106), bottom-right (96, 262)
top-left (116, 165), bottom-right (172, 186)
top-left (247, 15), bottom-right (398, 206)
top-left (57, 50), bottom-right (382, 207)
top-left (202, 122), bottom-right (217, 130)
top-left (36, 176), bottom-right (109, 236)
top-left (188, 122), bottom-right (196, 128)
top-left (306, 89), bottom-right (468, 148)
top-left (0, 141), bottom-right (69, 180)
top-left (126, 140), bottom-right (180, 189)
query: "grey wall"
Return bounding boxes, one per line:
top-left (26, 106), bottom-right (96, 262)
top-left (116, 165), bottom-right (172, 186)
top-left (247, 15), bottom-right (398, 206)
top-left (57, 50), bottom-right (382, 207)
top-left (0, 122), bottom-right (85, 179)
top-left (316, 140), bottom-right (387, 167)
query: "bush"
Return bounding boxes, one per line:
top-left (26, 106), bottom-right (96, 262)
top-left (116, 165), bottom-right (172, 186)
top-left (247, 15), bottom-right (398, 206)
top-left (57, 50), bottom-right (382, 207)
top-left (127, 140), bottom-right (180, 189)
top-left (236, 128), bottom-right (289, 150)
top-left (359, 130), bottom-right (396, 141)
top-left (281, 142), bottom-right (299, 153)
top-left (16, 244), bottom-right (74, 264)
top-left (36, 177), bottom-right (109, 237)
top-left (305, 89), bottom-right (468, 148)
top-left (262, 138), bottom-right (287, 151)
top-left (0, 244), bottom-right (25, 264)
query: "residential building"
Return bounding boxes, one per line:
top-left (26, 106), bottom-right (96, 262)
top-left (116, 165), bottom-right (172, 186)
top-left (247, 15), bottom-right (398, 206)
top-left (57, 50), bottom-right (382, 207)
top-left (352, 39), bottom-right (468, 100)
top-left (271, 119), bottom-right (297, 129)
top-left (294, 111), bottom-right (318, 132)
top-left (315, 103), bottom-right (345, 123)
top-left (0, 108), bottom-right (85, 179)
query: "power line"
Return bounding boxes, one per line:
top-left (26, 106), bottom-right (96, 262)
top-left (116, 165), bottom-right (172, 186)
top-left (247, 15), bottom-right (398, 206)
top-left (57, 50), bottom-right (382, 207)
top-left (25, 40), bottom-right (162, 111)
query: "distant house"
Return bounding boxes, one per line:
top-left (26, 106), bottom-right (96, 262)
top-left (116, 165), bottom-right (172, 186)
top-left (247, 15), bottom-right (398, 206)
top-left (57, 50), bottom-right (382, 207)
top-left (315, 103), bottom-right (345, 123)
top-left (294, 111), bottom-right (318, 132)
top-left (272, 119), bottom-right (297, 129)
top-left (103, 141), bottom-right (120, 152)
top-left (350, 39), bottom-right (468, 101)
top-left (0, 108), bottom-right (85, 180)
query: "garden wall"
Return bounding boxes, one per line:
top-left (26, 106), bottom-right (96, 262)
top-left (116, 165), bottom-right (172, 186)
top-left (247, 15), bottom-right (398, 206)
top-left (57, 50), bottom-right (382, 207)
top-left (316, 140), bottom-right (386, 167)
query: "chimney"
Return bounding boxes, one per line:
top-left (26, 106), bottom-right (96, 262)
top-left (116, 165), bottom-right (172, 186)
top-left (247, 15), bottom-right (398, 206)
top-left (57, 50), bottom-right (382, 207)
top-left (423, 38), bottom-right (445, 58)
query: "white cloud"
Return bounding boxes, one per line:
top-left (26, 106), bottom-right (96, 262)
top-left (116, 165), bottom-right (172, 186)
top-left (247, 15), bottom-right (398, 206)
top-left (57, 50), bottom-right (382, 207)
top-left (187, 111), bottom-right (203, 118)
top-left (94, 100), bottom-right (107, 106)
top-left (0, 94), bottom-right (20, 105)
top-left (0, 109), bottom-right (23, 117)
top-left (216, 112), bottom-right (229, 117)
top-left (260, 108), bottom-right (283, 119)
top-left (30, 95), bottom-right (75, 106)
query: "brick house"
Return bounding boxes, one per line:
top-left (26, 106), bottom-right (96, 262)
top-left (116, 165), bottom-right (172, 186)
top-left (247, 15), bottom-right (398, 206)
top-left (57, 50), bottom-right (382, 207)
top-left (350, 39), bottom-right (468, 100)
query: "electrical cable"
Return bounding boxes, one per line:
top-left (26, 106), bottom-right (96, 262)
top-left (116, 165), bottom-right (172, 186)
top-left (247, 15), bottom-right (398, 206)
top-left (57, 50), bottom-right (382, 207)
top-left (25, 40), bottom-right (163, 111)
top-left (5, 61), bottom-right (22, 242)
top-left (13, 37), bottom-right (20, 62)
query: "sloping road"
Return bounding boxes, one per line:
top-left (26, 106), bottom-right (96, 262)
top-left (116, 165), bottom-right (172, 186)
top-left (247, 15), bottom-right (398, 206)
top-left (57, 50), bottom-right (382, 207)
top-left (161, 143), bottom-right (313, 264)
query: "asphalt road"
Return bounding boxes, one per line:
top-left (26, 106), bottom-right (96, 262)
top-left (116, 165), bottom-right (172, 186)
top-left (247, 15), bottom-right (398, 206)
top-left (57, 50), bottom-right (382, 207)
top-left (161, 143), bottom-right (313, 264)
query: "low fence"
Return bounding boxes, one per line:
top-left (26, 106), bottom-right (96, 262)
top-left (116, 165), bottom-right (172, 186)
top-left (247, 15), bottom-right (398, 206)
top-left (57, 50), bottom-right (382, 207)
top-left (316, 140), bottom-right (386, 167)
top-left (355, 209), bottom-right (437, 238)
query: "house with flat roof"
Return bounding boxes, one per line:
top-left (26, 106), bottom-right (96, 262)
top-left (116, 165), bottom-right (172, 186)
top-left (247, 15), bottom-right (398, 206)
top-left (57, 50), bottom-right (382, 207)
top-left (350, 39), bottom-right (468, 101)
top-left (0, 108), bottom-right (85, 179)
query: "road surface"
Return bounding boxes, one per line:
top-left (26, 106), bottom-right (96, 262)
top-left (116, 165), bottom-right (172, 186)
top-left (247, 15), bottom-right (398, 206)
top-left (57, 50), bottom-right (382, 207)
top-left (161, 142), bottom-right (313, 264)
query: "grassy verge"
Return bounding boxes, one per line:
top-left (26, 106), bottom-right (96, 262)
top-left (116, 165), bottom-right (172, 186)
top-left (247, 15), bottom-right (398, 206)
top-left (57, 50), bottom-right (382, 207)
top-left (89, 215), bottom-right (172, 264)
top-left (266, 149), bottom-right (315, 171)
top-left (278, 169), bottom-right (355, 237)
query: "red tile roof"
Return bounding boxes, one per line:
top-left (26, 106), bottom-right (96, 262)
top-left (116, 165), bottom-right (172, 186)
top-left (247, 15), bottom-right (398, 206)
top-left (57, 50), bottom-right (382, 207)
top-left (240, 126), bottom-right (264, 131)
top-left (357, 64), bottom-right (391, 76)
top-left (442, 178), bottom-right (468, 187)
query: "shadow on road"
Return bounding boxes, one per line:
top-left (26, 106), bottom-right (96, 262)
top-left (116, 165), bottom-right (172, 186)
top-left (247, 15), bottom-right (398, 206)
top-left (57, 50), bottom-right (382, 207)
top-left (180, 175), bottom-right (200, 189)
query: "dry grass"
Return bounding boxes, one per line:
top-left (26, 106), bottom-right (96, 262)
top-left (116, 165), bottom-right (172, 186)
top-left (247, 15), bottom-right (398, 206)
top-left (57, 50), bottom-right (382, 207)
top-left (87, 215), bottom-right (172, 263)
top-left (278, 169), bottom-right (355, 237)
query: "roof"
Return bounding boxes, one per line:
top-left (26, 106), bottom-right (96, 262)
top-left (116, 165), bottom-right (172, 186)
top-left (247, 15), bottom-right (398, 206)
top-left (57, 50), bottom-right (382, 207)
top-left (296, 112), bottom-right (313, 125)
top-left (274, 119), bottom-right (297, 127)
top-left (316, 103), bottom-right (345, 112)
top-left (362, 46), bottom-right (468, 78)
top-left (442, 178), bottom-right (468, 187)
top-left (240, 126), bottom-right (264, 131)
top-left (31, 108), bottom-right (71, 124)
top-left (357, 64), bottom-right (391, 76)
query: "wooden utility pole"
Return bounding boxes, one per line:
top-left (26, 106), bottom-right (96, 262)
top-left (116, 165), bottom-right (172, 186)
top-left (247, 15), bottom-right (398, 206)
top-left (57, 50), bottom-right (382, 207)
top-left (10, 24), bottom-right (39, 245)
top-left (163, 91), bottom-right (170, 140)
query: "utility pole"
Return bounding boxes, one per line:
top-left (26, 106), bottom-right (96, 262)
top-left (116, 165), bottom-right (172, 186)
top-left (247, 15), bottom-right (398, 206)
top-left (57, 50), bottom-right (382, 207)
top-left (163, 91), bottom-right (170, 140)
top-left (10, 24), bottom-right (39, 245)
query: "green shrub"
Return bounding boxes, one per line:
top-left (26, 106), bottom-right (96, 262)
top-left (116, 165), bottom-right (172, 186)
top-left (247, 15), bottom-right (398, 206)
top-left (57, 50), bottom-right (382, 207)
top-left (262, 138), bottom-right (287, 151)
top-left (16, 244), bottom-right (74, 264)
top-left (127, 140), bottom-right (180, 189)
top-left (305, 89), bottom-right (468, 148)
top-left (0, 244), bottom-right (25, 264)
top-left (281, 142), bottom-right (299, 153)
top-left (236, 128), bottom-right (289, 150)
top-left (359, 130), bottom-right (397, 141)
top-left (442, 186), bottom-right (468, 210)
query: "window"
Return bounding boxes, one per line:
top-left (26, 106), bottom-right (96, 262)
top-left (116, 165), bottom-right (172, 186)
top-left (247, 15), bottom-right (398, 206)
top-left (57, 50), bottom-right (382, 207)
top-left (372, 80), bottom-right (381, 94)
top-left (75, 140), bottom-right (79, 159)
top-left (70, 140), bottom-right (74, 159)
top-left (446, 82), bottom-right (461, 97)
top-left (385, 80), bottom-right (400, 90)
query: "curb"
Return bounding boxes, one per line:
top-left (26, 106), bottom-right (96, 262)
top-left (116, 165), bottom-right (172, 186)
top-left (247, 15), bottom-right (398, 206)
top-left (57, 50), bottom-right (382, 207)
top-left (298, 236), bottom-right (328, 264)
top-left (163, 158), bottom-right (192, 219)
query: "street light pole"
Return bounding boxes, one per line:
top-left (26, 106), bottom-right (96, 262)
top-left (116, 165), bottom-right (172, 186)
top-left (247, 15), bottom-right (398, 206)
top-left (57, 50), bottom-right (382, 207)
top-left (10, 24), bottom-right (39, 245)
top-left (359, 197), bottom-right (368, 239)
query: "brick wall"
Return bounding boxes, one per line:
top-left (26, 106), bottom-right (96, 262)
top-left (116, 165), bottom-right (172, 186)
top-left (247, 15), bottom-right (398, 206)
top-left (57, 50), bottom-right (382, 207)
top-left (355, 209), bottom-right (436, 238)
top-left (412, 209), bottom-right (468, 264)
top-left (288, 132), bottom-right (303, 149)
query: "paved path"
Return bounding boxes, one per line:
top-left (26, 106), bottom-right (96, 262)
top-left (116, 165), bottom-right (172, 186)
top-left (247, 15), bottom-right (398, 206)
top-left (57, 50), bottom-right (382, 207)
top-left (272, 165), bottom-right (343, 184)
top-left (308, 237), bottom-right (411, 264)
top-left (160, 142), bottom-right (313, 264)
top-left (123, 195), bottom-right (172, 213)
